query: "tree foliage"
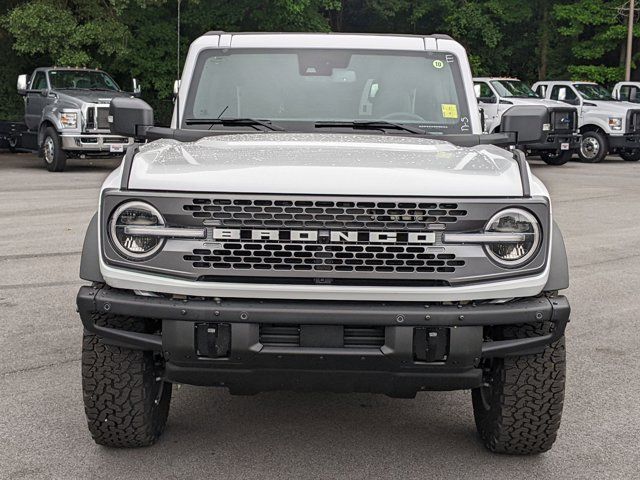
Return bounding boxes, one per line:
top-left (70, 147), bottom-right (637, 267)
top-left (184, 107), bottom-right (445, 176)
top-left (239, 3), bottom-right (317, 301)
top-left (1, 0), bottom-right (639, 122)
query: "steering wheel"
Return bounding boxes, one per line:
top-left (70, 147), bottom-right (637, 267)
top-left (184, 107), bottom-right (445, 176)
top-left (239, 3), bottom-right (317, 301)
top-left (381, 112), bottom-right (426, 122)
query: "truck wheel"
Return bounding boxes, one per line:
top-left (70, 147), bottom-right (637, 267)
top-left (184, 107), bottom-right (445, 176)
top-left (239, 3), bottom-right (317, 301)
top-left (82, 312), bottom-right (171, 447)
top-left (472, 320), bottom-right (565, 454)
top-left (540, 150), bottom-right (572, 166)
top-left (42, 127), bottom-right (67, 172)
top-left (619, 148), bottom-right (640, 161)
top-left (578, 131), bottom-right (608, 163)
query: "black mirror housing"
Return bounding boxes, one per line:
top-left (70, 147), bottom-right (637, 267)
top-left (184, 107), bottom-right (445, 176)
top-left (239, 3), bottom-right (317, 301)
top-left (109, 97), bottom-right (154, 139)
top-left (501, 105), bottom-right (549, 144)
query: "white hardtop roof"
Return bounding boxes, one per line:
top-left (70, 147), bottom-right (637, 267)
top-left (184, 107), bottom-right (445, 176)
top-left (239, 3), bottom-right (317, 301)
top-left (473, 77), bottom-right (521, 82)
top-left (191, 31), bottom-right (460, 51)
top-left (534, 80), bottom-right (598, 86)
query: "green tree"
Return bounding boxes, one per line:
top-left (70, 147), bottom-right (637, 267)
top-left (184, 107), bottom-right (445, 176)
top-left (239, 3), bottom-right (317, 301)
top-left (554, 0), bottom-right (640, 83)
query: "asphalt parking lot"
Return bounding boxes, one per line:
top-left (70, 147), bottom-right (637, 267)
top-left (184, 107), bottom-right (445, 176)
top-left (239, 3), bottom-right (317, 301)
top-left (0, 152), bottom-right (639, 480)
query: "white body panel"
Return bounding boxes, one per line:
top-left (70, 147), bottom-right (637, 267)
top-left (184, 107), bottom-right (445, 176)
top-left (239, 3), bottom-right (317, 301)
top-left (532, 80), bottom-right (638, 134)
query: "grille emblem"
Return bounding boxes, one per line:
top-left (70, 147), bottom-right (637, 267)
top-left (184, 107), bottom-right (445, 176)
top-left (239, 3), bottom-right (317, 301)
top-left (212, 228), bottom-right (435, 244)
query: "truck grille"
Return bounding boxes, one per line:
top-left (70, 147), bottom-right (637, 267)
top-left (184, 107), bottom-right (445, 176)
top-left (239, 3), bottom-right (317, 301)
top-left (96, 107), bottom-right (110, 130)
top-left (185, 245), bottom-right (464, 274)
top-left (626, 109), bottom-right (640, 133)
top-left (184, 198), bottom-right (467, 229)
top-left (86, 106), bottom-right (110, 131)
top-left (550, 108), bottom-right (576, 133)
top-left (101, 193), bottom-right (551, 286)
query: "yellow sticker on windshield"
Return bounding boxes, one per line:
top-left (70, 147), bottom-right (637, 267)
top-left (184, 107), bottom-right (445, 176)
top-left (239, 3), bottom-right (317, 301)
top-left (441, 104), bottom-right (459, 119)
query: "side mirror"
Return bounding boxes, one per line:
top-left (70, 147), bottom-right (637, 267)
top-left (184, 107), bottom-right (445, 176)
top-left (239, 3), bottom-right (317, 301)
top-left (501, 105), bottom-right (549, 144)
top-left (109, 97), bottom-right (154, 139)
top-left (173, 79), bottom-right (181, 98)
top-left (132, 78), bottom-right (142, 98)
top-left (17, 74), bottom-right (28, 95)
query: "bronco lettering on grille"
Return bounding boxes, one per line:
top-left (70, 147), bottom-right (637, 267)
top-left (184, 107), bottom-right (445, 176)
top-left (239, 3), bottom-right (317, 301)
top-left (212, 229), bottom-right (436, 244)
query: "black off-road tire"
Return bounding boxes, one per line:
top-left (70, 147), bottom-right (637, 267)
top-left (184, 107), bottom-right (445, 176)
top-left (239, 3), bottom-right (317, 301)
top-left (578, 130), bottom-right (608, 163)
top-left (472, 320), bottom-right (566, 455)
top-left (41, 126), bottom-right (67, 172)
top-left (540, 149), bottom-right (572, 166)
top-left (82, 313), bottom-right (171, 447)
top-left (619, 148), bottom-right (640, 161)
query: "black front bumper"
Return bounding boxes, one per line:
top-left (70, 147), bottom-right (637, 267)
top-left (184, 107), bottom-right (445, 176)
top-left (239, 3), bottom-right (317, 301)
top-left (77, 285), bottom-right (570, 396)
top-left (525, 132), bottom-right (581, 151)
top-left (608, 133), bottom-right (640, 149)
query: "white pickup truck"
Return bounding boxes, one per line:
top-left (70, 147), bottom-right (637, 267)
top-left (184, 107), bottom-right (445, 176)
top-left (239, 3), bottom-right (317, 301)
top-left (474, 77), bottom-right (580, 165)
top-left (76, 32), bottom-right (570, 454)
top-left (533, 80), bottom-right (640, 163)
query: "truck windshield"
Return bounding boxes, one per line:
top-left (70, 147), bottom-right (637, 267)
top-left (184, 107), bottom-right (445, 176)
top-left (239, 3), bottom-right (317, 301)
top-left (574, 83), bottom-right (613, 101)
top-left (48, 70), bottom-right (120, 91)
top-left (183, 49), bottom-right (471, 134)
top-left (490, 80), bottom-right (539, 98)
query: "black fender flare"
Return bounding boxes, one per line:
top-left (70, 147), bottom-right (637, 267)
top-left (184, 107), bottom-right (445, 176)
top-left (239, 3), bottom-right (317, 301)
top-left (544, 221), bottom-right (569, 292)
top-left (79, 212), bottom-right (104, 283)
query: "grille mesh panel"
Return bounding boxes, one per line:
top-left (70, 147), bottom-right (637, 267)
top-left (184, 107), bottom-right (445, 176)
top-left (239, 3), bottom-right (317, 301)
top-left (185, 244), bottom-right (465, 274)
top-left (184, 198), bottom-right (467, 229)
top-left (96, 107), bottom-right (110, 130)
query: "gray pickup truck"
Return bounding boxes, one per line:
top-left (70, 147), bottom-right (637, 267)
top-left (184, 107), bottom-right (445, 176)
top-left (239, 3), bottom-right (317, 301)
top-left (12, 67), bottom-right (138, 171)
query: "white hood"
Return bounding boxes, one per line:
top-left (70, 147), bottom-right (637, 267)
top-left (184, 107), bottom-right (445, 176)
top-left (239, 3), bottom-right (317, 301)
top-left (503, 97), bottom-right (568, 108)
top-left (127, 133), bottom-right (528, 197)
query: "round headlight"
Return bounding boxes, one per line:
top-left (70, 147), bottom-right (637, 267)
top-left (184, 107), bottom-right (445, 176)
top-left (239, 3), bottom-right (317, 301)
top-left (109, 201), bottom-right (165, 260)
top-left (484, 208), bottom-right (541, 267)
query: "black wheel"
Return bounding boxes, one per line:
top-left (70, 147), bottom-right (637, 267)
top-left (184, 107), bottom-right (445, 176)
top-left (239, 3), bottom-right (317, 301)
top-left (41, 127), bottom-right (67, 172)
top-left (8, 136), bottom-right (18, 153)
top-left (578, 131), bottom-right (608, 163)
top-left (539, 149), bottom-right (572, 166)
top-left (472, 320), bottom-right (566, 454)
top-left (82, 312), bottom-right (171, 447)
top-left (619, 148), bottom-right (640, 161)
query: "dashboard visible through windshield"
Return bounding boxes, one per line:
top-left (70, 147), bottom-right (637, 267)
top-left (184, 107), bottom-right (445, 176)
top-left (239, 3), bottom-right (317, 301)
top-left (183, 48), bottom-right (472, 134)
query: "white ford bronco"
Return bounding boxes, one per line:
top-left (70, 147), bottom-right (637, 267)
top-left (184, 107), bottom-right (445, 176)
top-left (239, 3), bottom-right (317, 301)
top-left (77, 32), bottom-right (570, 454)
top-left (474, 77), bottom-right (580, 165)
top-left (533, 80), bottom-right (640, 163)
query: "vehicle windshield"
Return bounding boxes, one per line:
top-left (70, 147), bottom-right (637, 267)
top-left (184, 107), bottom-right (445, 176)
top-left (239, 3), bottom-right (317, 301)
top-left (183, 49), bottom-right (471, 133)
top-left (48, 70), bottom-right (120, 91)
top-left (490, 80), bottom-right (539, 98)
top-left (574, 83), bottom-right (613, 101)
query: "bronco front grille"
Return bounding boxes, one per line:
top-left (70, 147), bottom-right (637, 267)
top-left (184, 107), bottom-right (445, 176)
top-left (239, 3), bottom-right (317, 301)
top-left (101, 193), bottom-right (551, 285)
top-left (184, 245), bottom-right (465, 274)
top-left (184, 198), bottom-right (467, 229)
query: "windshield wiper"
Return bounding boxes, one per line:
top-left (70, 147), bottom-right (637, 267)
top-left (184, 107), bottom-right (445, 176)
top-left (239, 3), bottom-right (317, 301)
top-left (184, 118), bottom-right (285, 132)
top-left (315, 120), bottom-right (426, 135)
top-left (89, 87), bottom-right (117, 92)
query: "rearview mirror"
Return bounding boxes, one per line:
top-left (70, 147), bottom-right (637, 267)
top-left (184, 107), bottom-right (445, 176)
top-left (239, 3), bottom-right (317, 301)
top-left (17, 74), bottom-right (28, 95)
top-left (109, 97), bottom-right (154, 139)
top-left (501, 105), bottom-right (548, 144)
